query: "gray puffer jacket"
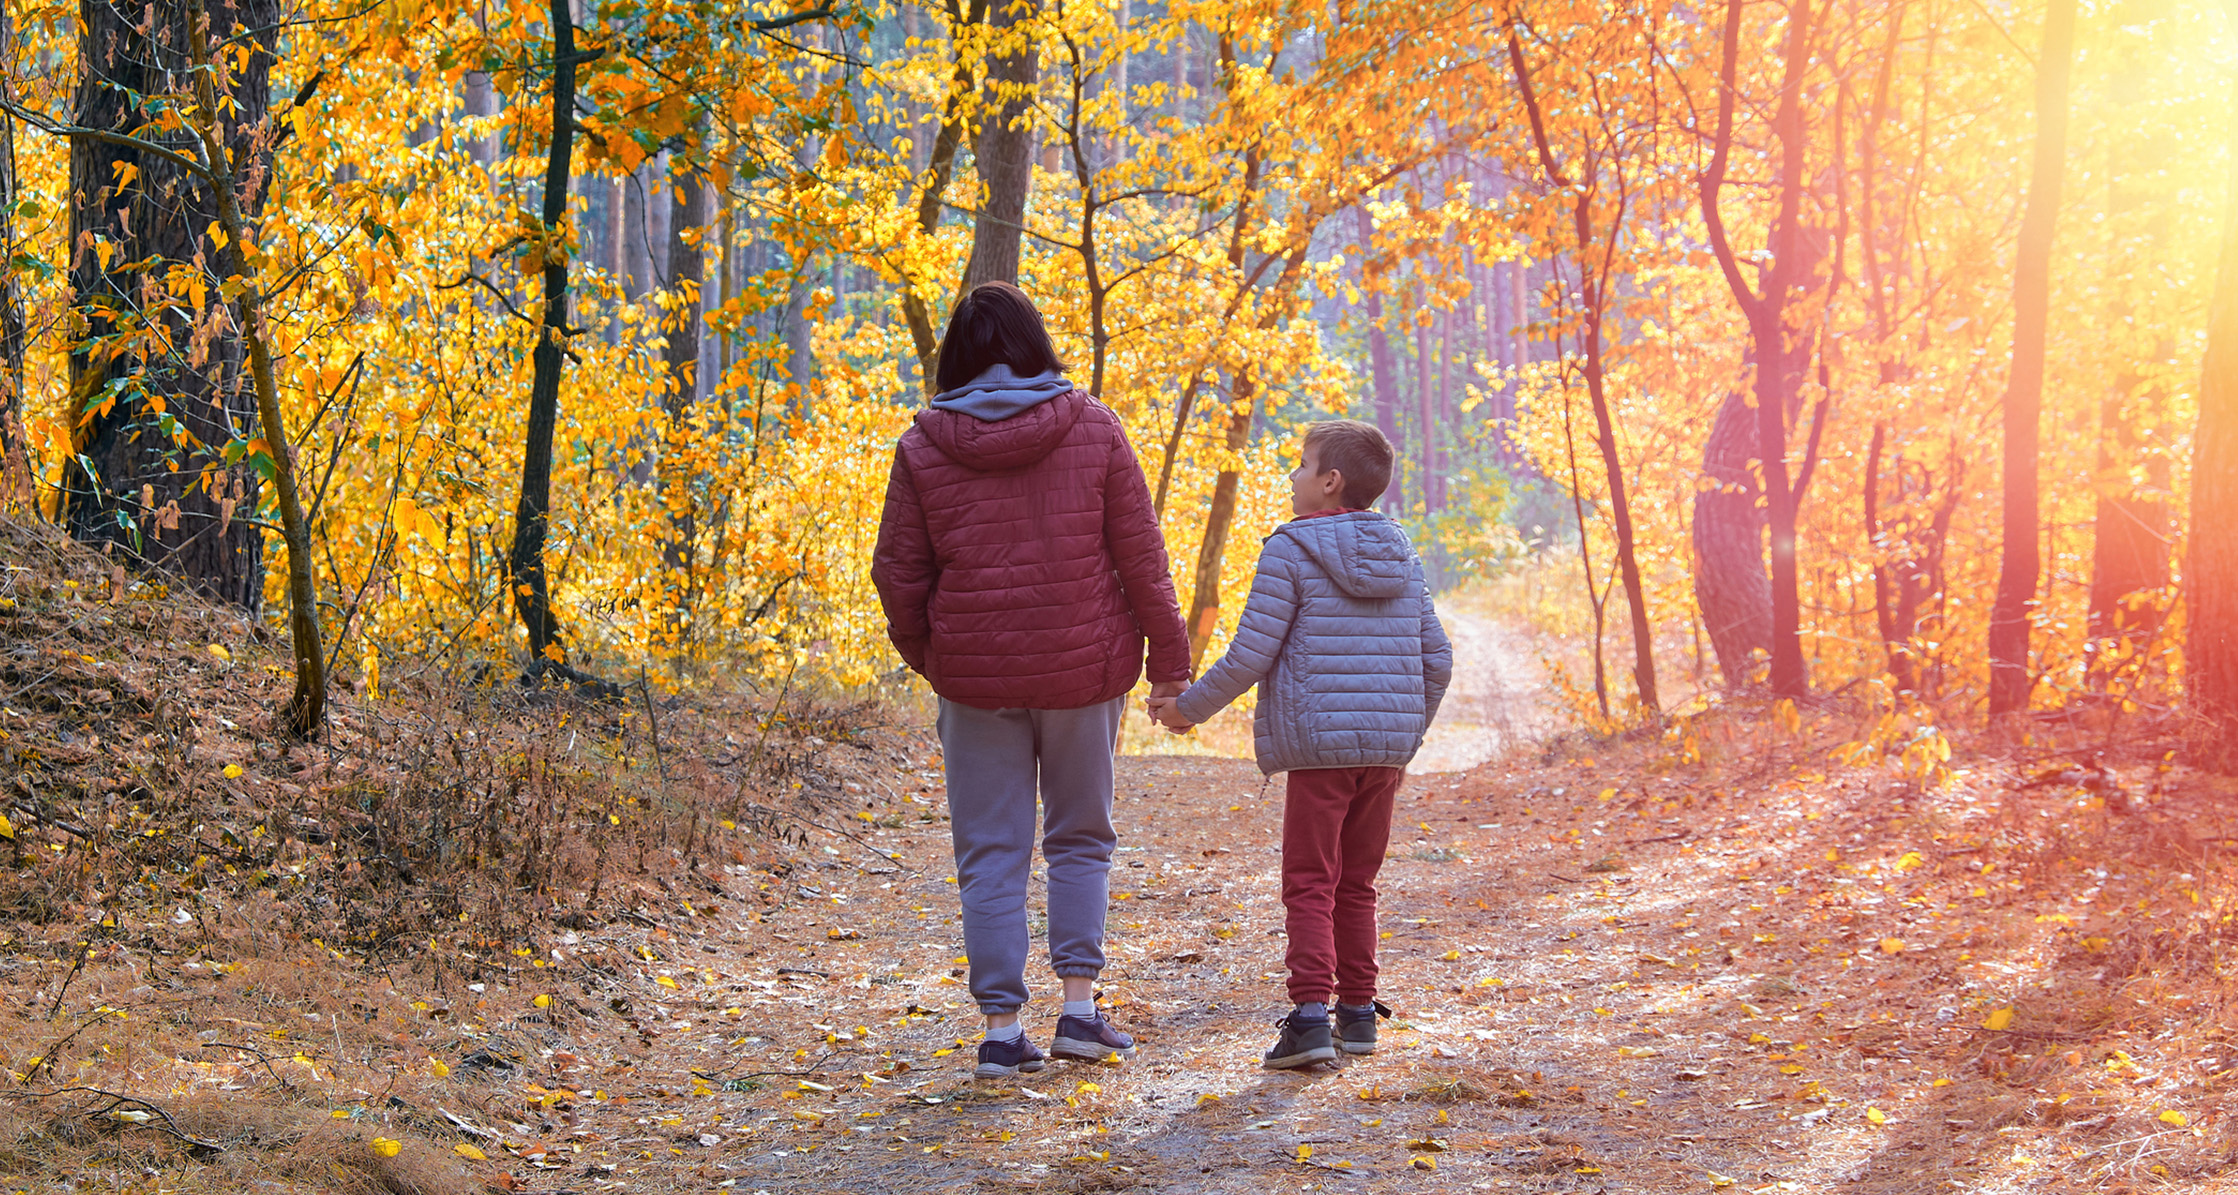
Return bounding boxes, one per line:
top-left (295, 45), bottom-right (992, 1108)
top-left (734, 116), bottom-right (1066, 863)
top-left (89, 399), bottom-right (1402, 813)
top-left (1174, 511), bottom-right (1452, 774)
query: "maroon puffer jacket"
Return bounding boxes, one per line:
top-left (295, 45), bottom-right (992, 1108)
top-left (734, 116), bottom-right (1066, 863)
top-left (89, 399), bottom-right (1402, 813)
top-left (871, 390), bottom-right (1191, 709)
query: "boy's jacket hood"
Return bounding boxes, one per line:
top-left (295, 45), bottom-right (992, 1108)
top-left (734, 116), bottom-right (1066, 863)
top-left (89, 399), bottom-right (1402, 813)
top-left (914, 388), bottom-right (1087, 472)
top-left (1271, 511), bottom-right (1413, 599)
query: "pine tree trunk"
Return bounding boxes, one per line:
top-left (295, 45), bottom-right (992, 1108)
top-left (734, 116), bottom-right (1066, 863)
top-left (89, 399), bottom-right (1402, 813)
top-left (1988, 0), bottom-right (2077, 717)
top-left (664, 168), bottom-right (709, 417)
top-left (2188, 0), bottom-right (2238, 768)
top-left (61, 0), bottom-right (276, 607)
top-left (1693, 387), bottom-right (1772, 684)
top-left (1416, 310), bottom-right (1433, 514)
top-left (1357, 210), bottom-right (1402, 510)
top-left (0, 23), bottom-right (27, 515)
top-left (960, 0), bottom-right (1037, 291)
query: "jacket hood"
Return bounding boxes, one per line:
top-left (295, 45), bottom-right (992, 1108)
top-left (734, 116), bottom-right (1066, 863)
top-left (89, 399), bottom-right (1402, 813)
top-left (916, 388), bottom-right (1087, 471)
top-left (1274, 511), bottom-right (1414, 599)
top-left (929, 365), bottom-right (1077, 421)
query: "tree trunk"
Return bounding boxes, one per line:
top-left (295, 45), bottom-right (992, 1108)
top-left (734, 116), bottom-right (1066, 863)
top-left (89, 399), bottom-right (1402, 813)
top-left (2086, 389), bottom-right (2170, 649)
top-left (507, 0), bottom-right (595, 683)
top-left (463, 70), bottom-right (499, 167)
top-left (0, 23), bottom-right (27, 515)
top-left (624, 166), bottom-right (651, 303)
top-left (61, 0), bottom-right (275, 607)
top-left (1185, 371), bottom-right (1256, 671)
top-left (1415, 306), bottom-right (1433, 514)
top-left (180, 0), bottom-right (322, 733)
top-left (664, 167), bottom-right (709, 416)
top-left (2188, 0), bottom-right (2238, 768)
top-left (960, 0), bottom-right (1037, 291)
top-left (1357, 209), bottom-right (1402, 510)
top-left (1988, 0), bottom-right (2077, 717)
top-left (900, 0), bottom-right (989, 384)
top-left (1698, 0), bottom-right (1823, 697)
top-left (1693, 387), bottom-right (1772, 684)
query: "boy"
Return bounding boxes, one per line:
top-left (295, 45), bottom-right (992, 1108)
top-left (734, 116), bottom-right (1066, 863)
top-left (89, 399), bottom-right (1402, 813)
top-left (1148, 419), bottom-right (1451, 1069)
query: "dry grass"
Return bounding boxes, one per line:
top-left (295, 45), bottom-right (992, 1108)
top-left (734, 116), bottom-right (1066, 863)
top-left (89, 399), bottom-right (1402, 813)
top-left (0, 515), bottom-right (894, 1192)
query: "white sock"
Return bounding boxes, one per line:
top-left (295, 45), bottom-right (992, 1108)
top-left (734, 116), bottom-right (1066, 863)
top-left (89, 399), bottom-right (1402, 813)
top-left (985, 1021), bottom-right (1024, 1043)
top-left (1062, 999), bottom-right (1097, 1019)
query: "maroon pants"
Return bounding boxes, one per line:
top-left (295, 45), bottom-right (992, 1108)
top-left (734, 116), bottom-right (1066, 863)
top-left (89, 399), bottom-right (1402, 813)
top-left (1281, 766), bottom-right (1403, 1005)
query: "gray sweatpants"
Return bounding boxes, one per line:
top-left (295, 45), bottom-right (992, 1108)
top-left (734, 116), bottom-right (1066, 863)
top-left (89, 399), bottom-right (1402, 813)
top-left (936, 696), bottom-right (1125, 1016)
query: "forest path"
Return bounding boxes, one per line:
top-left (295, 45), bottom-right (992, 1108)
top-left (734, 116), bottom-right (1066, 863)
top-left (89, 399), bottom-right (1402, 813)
top-left (484, 733), bottom-right (2024, 1195)
top-left (1409, 596), bottom-right (1558, 775)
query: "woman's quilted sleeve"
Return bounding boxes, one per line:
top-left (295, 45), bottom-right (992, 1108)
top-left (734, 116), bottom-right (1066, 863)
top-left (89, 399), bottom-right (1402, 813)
top-left (870, 445), bottom-right (935, 674)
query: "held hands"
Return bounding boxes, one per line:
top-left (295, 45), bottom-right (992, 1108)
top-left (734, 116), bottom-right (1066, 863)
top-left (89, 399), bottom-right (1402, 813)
top-left (1145, 681), bottom-right (1195, 734)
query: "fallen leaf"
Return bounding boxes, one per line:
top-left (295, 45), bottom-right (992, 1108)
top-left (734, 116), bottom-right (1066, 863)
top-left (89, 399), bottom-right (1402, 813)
top-left (454, 1143), bottom-right (488, 1161)
top-left (372, 1137), bottom-right (402, 1157)
top-left (1983, 1007), bottom-right (2015, 1031)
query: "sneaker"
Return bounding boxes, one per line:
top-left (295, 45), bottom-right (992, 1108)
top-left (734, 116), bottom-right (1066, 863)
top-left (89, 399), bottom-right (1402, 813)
top-left (1334, 1000), bottom-right (1391, 1055)
top-left (1262, 1013), bottom-right (1338, 1070)
top-left (973, 1035), bottom-right (1046, 1079)
top-left (1049, 1011), bottom-right (1136, 1062)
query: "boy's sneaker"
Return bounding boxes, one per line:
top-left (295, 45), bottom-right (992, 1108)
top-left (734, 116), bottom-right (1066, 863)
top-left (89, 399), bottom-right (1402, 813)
top-left (1049, 1011), bottom-right (1136, 1061)
top-left (1334, 1000), bottom-right (1391, 1055)
top-left (973, 1035), bottom-right (1046, 1079)
top-left (1262, 1013), bottom-right (1339, 1070)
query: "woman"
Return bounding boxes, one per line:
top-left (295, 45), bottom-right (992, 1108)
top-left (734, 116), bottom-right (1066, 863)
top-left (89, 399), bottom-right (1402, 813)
top-left (872, 282), bottom-right (1191, 1078)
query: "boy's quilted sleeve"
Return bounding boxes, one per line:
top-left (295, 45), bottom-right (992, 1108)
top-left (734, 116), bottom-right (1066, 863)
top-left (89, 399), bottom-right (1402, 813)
top-left (1418, 558), bottom-right (1453, 726)
top-left (1175, 540), bottom-right (1299, 725)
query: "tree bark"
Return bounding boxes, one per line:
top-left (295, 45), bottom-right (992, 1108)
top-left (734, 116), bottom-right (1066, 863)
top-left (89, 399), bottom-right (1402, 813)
top-left (1509, 29), bottom-right (1657, 714)
top-left (664, 167), bottom-right (710, 416)
top-left (1356, 208), bottom-right (1402, 510)
top-left (1185, 371), bottom-right (1256, 671)
top-left (1415, 304), bottom-right (1434, 514)
top-left (1693, 387), bottom-right (1772, 684)
top-left (0, 18), bottom-right (27, 515)
top-left (1988, 0), bottom-right (2077, 717)
top-left (2188, 0), bottom-right (2238, 768)
top-left (61, 0), bottom-right (275, 607)
top-left (506, 0), bottom-right (601, 685)
top-left (1697, 0), bottom-right (1823, 697)
top-left (900, 0), bottom-right (988, 384)
top-left (181, 0), bottom-right (322, 733)
top-left (960, 0), bottom-right (1037, 291)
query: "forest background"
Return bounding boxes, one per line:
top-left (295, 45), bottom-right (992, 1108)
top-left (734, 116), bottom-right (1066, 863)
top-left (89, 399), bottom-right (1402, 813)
top-left (5, 1), bottom-right (2238, 1190)
top-left (1, 0), bottom-right (2237, 757)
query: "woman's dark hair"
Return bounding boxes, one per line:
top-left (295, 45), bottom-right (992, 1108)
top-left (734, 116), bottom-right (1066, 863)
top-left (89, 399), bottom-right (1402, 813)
top-left (932, 281), bottom-right (1067, 393)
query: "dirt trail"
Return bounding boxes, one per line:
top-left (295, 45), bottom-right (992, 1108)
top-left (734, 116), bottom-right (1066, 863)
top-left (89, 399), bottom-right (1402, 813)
top-left (431, 730), bottom-right (2064, 1195)
top-left (1409, 599), bottom-right (1557, 776)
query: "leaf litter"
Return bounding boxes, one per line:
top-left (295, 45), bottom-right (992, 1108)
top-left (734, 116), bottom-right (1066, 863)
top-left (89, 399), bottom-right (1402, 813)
top-left (4, 518), bottom-right (2238, 1191)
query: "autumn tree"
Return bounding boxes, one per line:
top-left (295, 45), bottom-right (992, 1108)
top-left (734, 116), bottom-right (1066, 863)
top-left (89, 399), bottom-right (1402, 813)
top-left (1507, 20), bottom-right (1659, 718)
top-left (0, 8), bottom-right (24, 515)
top-left (2190, 0), bottom-right (2238, 767)
top-left (506, 0), bottom-right (598, 683)
top-left (1696, 0), bottom-right (1833, 699)
top-left (1987, 0), bottom-right (2077, 718)
top-left (54, 0), bottom-right (279, 607)
top-left (961, 0), bottom-right (1038, 290)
